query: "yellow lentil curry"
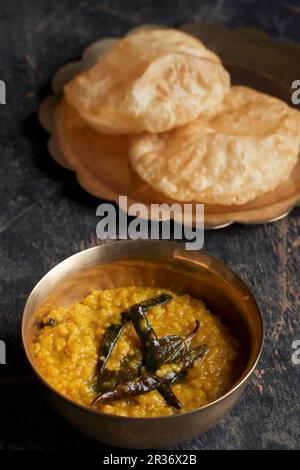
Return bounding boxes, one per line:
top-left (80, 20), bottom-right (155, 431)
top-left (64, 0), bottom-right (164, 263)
top-left (32, 287), bottom-right (243, 417)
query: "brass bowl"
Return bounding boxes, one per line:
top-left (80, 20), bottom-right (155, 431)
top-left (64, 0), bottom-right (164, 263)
top-left (22, 240), bottom-right (264, 449)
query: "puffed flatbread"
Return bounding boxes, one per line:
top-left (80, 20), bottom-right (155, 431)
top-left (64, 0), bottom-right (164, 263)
top-left (64, 29), bottom-right (230, 134)
top-left (129, 86), bottom-right (300, 205)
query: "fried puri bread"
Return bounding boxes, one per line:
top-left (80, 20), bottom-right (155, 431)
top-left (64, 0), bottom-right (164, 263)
top-left (129, 86), bottom-right (300, 205)
top-left (64, 29), bottom-right (230, 135)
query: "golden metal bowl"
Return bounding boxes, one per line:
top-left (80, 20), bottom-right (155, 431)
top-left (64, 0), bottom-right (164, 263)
top-left (22, 240), bottom-right (264, 448)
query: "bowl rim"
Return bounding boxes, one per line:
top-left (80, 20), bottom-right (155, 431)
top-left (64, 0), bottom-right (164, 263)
top-left (22, 240), bottom-right (264, 422)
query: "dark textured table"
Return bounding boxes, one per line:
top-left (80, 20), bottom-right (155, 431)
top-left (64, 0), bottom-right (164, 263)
top-left (0, 0), bottom-right (299, 451)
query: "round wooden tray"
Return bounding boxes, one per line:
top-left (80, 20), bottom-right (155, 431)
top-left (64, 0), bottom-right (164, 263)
top-left (39, 23), bottom-right (300, 229)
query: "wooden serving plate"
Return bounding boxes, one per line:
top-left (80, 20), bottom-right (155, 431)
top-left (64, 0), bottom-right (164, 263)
top-left (39, 23), bottom-right (300, 229)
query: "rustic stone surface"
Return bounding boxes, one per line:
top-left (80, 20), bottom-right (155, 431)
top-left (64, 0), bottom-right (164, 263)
top-left (0, 0), bottom-right (299, 450)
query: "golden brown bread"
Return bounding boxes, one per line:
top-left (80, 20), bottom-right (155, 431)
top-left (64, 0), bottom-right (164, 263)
top-left (64, 28), bottom-right (230, 134)
top-left (129, 86), bottom-right (300, 205)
